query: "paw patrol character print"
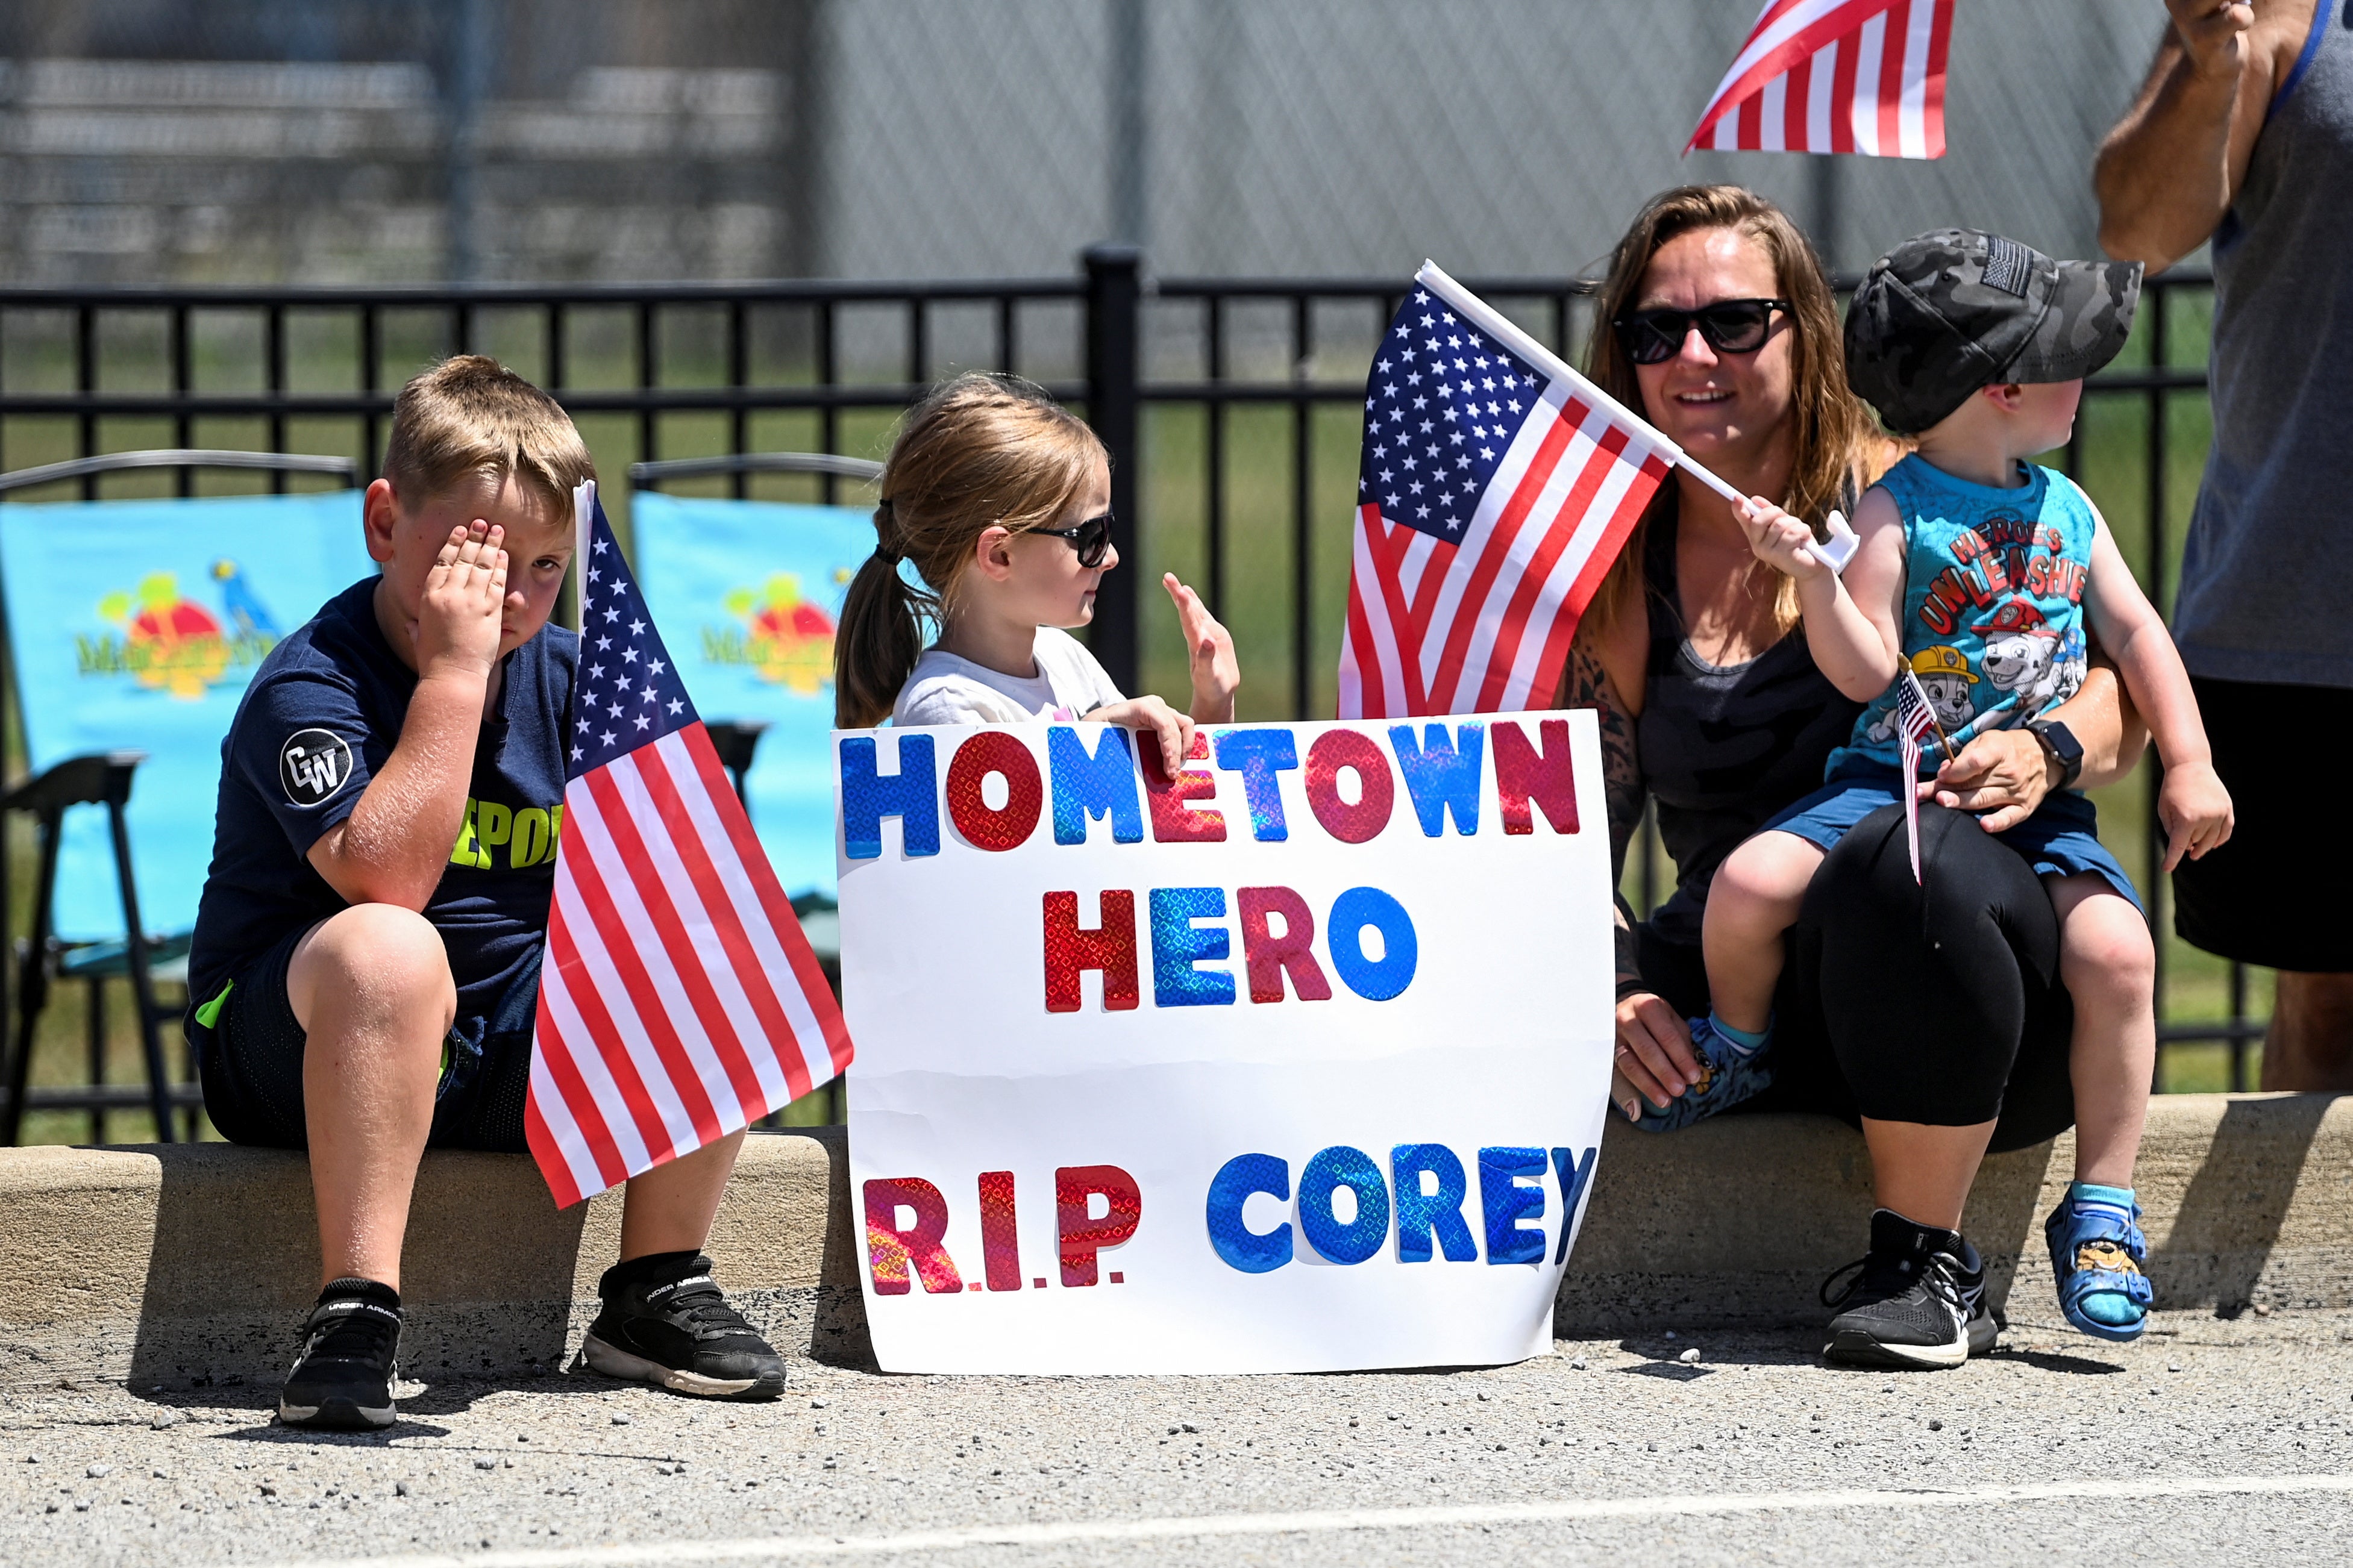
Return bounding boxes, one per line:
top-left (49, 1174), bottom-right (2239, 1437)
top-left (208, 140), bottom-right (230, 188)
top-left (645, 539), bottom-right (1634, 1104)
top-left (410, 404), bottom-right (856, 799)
top-left (1976, 599), bottom-right (2058, 701)
top-left (2044, 623), bottom-right (2088, 713)
top-left (1868, 645), bottom-right (1977, 742)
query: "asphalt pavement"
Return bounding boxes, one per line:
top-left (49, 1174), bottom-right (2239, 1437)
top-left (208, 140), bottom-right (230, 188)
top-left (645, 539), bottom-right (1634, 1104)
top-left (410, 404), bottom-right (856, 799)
top-left (5, 1305), bottom-right (2350, 1567)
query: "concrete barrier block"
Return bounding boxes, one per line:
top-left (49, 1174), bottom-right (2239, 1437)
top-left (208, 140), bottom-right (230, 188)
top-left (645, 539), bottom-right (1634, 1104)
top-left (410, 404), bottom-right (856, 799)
top-left (4, 1095), bottom-right (2348, 1392)
top-left (0, 1128), bottom-right (857, 1393)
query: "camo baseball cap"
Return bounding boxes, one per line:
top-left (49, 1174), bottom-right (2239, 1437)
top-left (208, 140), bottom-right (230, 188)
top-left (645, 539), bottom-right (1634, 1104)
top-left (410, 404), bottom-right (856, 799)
top-left (1844, 229), bottom-right (2142, 436)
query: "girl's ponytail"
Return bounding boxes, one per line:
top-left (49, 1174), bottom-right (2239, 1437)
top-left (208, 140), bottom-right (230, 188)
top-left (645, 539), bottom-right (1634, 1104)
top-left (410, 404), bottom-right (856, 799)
top-left (833, 504), bottom-right (939, 728)
top-left (831, 372), bottom-right (1104, 726)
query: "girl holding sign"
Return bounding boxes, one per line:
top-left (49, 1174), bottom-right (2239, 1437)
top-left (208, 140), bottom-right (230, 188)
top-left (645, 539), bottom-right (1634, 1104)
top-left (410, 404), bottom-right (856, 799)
top-left (835, 372), bottom-right (1237, 772)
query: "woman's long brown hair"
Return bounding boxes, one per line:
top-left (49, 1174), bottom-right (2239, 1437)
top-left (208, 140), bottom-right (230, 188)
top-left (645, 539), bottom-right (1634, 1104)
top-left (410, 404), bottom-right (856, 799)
top-left (1583, 184), bottom-right (1884, 638)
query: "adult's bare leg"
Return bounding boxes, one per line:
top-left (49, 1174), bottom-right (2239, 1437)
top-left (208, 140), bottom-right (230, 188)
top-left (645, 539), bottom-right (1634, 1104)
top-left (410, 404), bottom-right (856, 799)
top-left (287, 904), bottom-right (456, 1293)
top-left (2260, 972), bottom-right (2353, 1092)
top-left (1860, 1117), bottom-right (1998, 1231)
top-left (618, 1129), bottom-right (747, 1263)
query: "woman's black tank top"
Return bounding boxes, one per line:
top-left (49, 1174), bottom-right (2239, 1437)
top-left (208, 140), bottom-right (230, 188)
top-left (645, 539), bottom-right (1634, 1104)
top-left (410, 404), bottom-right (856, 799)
top-left (1635, 510), bottom-right (1863, 945)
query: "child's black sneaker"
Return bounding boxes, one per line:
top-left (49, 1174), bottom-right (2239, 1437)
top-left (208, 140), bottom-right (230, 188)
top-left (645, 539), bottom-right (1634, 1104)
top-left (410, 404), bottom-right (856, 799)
top-left (1819, 1210), bottom-right (1996, 1370)
top-left (581, 1252), bottom-right (785, 1400)
top-left (278, 1278), bottom-right (403, 1429)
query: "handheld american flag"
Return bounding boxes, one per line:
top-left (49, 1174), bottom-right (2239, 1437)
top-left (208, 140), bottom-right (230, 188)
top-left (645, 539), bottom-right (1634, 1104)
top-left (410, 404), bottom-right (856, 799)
top-left (1338, 264), bottom-right (1679, 719)
top-left (1894, 667), bottom-right (1943, 884)
top-left (1687, 0), bottom-right (1955, 159)
top-left (525, 481), bottom-right (853, 1207)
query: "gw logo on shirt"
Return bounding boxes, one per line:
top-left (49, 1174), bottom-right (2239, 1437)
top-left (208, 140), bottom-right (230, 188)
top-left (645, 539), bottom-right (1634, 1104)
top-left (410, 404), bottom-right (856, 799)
top-left (279, 728), bottom-right (354, 807)
top-left (450, 798), bottom-right (563, 870)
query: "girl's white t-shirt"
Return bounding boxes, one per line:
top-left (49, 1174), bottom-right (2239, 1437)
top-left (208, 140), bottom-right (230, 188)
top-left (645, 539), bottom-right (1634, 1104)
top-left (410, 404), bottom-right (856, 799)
top-left (891, 627), bottom-right (1125, 726)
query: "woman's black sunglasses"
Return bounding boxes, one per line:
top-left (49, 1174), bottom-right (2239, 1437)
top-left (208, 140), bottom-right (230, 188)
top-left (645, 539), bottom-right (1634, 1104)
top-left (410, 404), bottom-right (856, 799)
top-left (1035, 511), bottom-right (1114, 568)
top-left (1612, 298), bottom-right (1790, 366)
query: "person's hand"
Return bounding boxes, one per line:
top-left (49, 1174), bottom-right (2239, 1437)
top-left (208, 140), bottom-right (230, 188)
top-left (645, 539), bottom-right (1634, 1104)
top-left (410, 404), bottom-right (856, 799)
top-left (2166, 0), bottom-right (2254, 80)
top-left (1086, 695), bottom-right (1194, 778)
top-left (1926, 727), bottom-right (2052, 833)
top-left (2157, 757), bottom-right (2234, 871)
top-left (1736, 497), bottom-right (1829, 581)
top-left (1163, 572), bottom-right (1238, 723)
top-left (1612, 992), bottom-right (1700, 1120)
top-left (411, 519), bottom-right (507, 682)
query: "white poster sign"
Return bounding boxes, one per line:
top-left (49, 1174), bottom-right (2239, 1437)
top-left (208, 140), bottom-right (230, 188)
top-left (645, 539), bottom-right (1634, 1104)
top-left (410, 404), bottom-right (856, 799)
top-left (834, 712), bottom-right (1614, 1375)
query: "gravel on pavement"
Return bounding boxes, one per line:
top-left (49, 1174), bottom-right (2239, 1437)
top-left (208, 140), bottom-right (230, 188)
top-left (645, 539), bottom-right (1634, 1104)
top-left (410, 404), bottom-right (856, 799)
top-left (4, 1306), bottom-right (2350, 1567)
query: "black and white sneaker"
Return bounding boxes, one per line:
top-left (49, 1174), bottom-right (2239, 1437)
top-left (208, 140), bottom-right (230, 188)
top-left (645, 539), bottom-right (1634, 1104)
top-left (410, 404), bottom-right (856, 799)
top-left (580, 1252), bottom-right (785, 1401)
top-left (1820, 1209), bottom-right (1997, 1370)
top-left (279, 1279), bottom-right (403, 1429)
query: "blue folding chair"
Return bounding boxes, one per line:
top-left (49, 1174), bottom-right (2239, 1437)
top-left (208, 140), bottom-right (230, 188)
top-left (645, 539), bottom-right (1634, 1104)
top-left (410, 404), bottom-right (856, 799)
top-left (627, 452), bottom-right (900, 969)
top-left (0, 451), bottom-right (377, 1143)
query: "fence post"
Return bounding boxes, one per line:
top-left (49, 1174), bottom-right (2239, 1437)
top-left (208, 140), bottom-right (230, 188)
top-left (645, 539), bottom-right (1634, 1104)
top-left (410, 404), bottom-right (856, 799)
top-left (1084, 243), bottom-right (1143, 695)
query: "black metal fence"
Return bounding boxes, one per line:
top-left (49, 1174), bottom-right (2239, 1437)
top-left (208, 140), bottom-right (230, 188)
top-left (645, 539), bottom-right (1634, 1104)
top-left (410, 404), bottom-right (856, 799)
top-left (0, 252), bottom-right (2259, 1119)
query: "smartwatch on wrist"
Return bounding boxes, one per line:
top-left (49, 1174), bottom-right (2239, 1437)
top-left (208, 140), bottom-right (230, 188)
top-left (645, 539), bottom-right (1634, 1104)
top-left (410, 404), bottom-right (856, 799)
top-left (2026, 717), bottom-right (2084, 790)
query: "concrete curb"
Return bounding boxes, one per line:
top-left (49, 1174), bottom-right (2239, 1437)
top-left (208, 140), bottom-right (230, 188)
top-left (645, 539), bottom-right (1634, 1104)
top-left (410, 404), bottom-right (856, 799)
top-left (4, 1095), bottom-right (2348, 1391)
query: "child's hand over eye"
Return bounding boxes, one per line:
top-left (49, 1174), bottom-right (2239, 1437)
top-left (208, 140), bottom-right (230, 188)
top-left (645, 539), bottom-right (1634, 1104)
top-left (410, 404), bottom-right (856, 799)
top-left (2157, 758), bottom-right (2234, 872)
top-left (413, 519), bottom-right (508, 682)
top-left (1086, 695), bottom-right (1195, 779)
top-left (1737, 497), bottom-right (1829, 580)
top-left (1163, 572), bottom-right (1238, 723)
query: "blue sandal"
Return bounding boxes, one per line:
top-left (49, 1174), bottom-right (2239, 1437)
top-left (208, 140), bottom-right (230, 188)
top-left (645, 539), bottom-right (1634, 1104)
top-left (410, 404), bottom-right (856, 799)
top-left (1634, 1015), bottom-right (1774, 1132)
top-left (2043, 1184), bottom-right (2152, 1342)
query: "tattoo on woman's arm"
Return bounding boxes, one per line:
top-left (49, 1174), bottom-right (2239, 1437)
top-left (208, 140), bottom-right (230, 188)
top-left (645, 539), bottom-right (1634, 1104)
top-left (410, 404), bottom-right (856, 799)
top-left (1563, 645), bottom-right (1648, 996)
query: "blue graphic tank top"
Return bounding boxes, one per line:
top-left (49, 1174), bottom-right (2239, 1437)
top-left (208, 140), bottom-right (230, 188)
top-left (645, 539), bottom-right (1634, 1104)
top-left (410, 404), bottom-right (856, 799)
top-left (1828, 453), bottom-right (2094, 779)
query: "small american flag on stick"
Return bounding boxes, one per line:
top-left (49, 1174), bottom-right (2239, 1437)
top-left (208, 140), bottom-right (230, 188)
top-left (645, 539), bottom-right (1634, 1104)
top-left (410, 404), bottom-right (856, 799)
top-left (1894, 667), bottom-right (1946, 885)
top-left (1338, 263), bottom-right (1678, 719)
top-left (1687, 0), bottom-right (1955, 160)
top-left (525, 481), bottom-right (853, 1207)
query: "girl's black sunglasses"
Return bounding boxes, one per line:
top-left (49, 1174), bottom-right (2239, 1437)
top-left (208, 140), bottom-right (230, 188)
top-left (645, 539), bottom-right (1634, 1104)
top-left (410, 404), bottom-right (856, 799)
top-left (1611, 298), bottom-right (1790, 366)
top-left (1036, 511), bottom-right (1114, 569)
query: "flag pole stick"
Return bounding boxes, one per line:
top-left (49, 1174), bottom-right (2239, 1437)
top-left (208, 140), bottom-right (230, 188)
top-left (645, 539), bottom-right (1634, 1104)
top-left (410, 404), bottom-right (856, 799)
top-left (568, 478), bottom-right (594, 636)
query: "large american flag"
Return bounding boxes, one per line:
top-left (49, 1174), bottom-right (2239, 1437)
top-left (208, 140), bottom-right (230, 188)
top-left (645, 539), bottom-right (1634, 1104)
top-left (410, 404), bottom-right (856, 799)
top-left (1687, 0), bottom-right (1955, 159)
top-left (1338, 264), bottom-right (1676, 719)
top-left (525, 482), bottom-right (852, 1207)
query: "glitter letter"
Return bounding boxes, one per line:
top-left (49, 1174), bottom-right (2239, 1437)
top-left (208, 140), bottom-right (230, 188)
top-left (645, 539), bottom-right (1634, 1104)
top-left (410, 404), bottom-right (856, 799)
top-left (1550, 1146), bottom-right (1599, 1266)
top-left (978, 1170), bottom-right (1023, 1291)
top-left (862, 1176), bottom-right (963, 1295)
top-left (1139, 731), bottom-right (1226, 843)
top-left (1326, 886), bottom-right (1417, 1001)
top-left (1235, 885), bottom-right (1332, 1004)
top-left (1211, 729), bottom-right (1299, 841)
top-left (839, 733), bottom-right (939, 860)
top-left (1042, 890), bottom-right (1140, 1012)
top-left (945, 730), bottom-right (1044, 851)
top-left (1297, 1146), bottom-right (1390, 1265)
top-left (1388, 722), bottom-right (1484, 836)
top-left (1148, 886), bottom-right (1235, 1007)
top-left (1391, 1144), bottom-right (1477, 1263)
top-left (1048, 725), bottom-right (1144, 845)
top-left (1205, 1153), bottom-right (1293, 1273)
top-left (1305, 729), bottom-right (1394, 843)
top-left (1477, 1146), bottom-right (1548, 1266)
top-left (1056, 1164), bottom-right (1142, 1287)
top-left (1491, 717), bottom-right (1579, 836)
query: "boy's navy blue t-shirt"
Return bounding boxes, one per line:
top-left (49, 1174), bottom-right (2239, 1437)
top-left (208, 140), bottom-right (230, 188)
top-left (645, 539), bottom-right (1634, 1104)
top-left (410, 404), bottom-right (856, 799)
top-left (188, 576), bottom-right (579, 1025)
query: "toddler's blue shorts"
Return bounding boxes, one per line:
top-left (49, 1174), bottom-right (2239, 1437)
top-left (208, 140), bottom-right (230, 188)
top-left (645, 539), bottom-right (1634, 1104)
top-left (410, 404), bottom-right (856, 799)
top-left (1762, 760), bottom-right (2143, 915)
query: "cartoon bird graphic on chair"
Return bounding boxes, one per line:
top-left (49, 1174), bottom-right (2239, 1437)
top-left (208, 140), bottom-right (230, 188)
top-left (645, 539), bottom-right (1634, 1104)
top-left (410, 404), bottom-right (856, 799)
top-left (211, 558), bottom-right (279, 638)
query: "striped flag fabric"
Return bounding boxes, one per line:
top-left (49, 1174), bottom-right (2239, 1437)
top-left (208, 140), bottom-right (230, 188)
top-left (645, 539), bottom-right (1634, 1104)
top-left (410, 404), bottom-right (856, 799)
top-left (1338, 263), bottom-right (1676, 719)
top-left (1894, 668), bottom-right (1941, 884)
top-left (1686, 0), bottom-right (1955, 160)
top-left (526, 481), bottom-right (852, 1207)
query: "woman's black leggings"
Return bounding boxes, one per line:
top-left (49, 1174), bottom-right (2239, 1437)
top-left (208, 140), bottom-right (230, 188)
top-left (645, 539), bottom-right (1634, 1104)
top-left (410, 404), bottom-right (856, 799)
top-left (1641, 802), bottom-right (2076, 1152)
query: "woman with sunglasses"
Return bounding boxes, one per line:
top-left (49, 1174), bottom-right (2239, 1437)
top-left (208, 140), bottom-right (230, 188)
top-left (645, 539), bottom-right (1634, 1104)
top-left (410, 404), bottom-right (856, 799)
top-left (1563, 186), bottom-right (2148, 1368)
top-left (835, 372), bottom-right (1238, 778)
